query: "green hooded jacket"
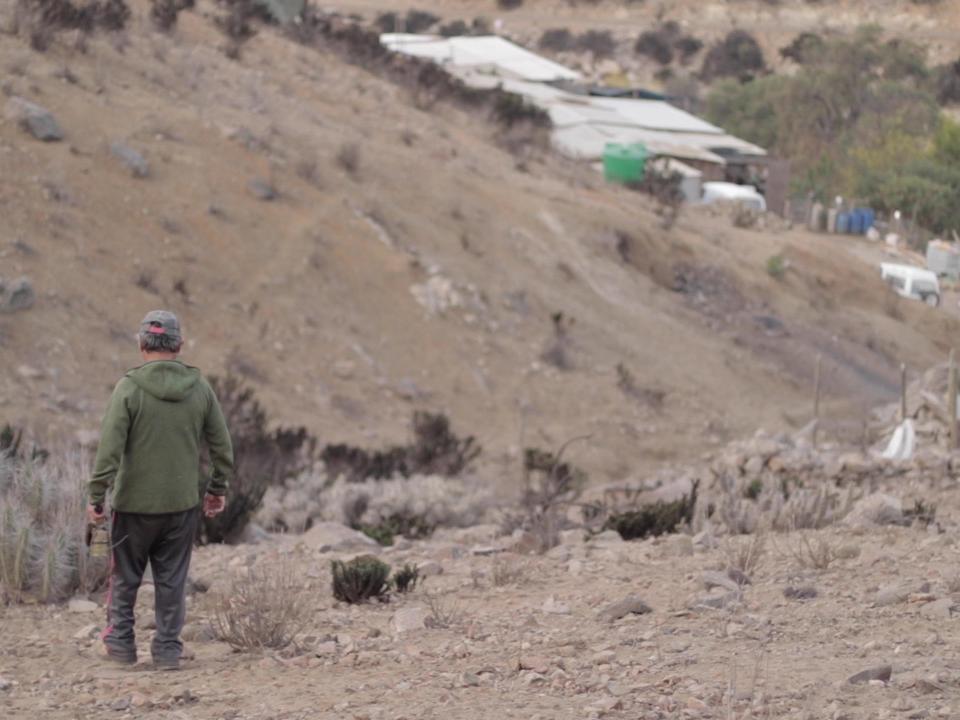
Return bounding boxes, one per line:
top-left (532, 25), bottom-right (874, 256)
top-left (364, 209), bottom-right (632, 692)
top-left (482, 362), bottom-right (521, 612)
top-left (89, 361), bottom-right (234, 514)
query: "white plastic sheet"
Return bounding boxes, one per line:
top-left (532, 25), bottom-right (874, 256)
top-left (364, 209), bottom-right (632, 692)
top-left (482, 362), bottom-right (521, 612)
top-left (882, 419), bottom-right (915, 461)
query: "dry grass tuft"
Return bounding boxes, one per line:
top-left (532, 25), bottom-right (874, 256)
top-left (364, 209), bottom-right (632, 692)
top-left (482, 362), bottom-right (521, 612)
top-left (491, 557), bottom-right (525, 587)
top-left (786, 533), bottom-right (836, 570)
top-left (424, 591), bottom-right (462, 628)
top-left (211, 561), bottom-right (310, 651)
top-left (0, 452), bottom-right (106, 603)
top-left (723, 532), bottom-right (766, 577)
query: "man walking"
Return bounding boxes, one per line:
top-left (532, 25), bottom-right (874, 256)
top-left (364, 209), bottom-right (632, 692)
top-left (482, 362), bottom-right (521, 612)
top-left (88, 310), bottom-right (234, 670)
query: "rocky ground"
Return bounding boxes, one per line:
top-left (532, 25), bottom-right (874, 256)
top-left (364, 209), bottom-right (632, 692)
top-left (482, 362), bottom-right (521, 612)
top-left (3, 480), bottom-right (960, 720)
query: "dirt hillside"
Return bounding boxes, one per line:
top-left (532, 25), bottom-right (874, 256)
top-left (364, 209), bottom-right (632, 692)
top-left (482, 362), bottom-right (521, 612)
top-left (1, 0), bottom-right (958, 480)
top-left (332, 0), bottom-right (960, 89)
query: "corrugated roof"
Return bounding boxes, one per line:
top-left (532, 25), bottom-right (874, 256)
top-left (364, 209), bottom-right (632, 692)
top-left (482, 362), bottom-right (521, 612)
top-left (380, 34), bottom-right (581, 82)
top-left (380, 33), bottom-right (766, 165)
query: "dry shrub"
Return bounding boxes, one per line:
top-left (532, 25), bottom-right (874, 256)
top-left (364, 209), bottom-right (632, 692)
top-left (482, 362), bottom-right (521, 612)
top-left (708, 472), bottom-right (856, 534)
top-left (628, 167), bottom-right (685, 230)
top-left (201, 376), bottom-right (315, 544)
top-left (492, 557), bottom-right (525, 587)
top-left (211, 561), bottom-right (309, 650)
top-left (541, 312), bottom-right (575, 370)
top-left (701, 29), bottom-right (766, 82)
top-left (723, 532), bottom-right (766, 576)
top-left (424, 591), bottom-right (461, 628)
top-left (321, 411), bottom-right (480, 483)
top-left (504, 438), bottom-right (589, 553)
top-left (0, 451), bottom-right (107, 603)
top-left (16, 0), bottom-right (130, 51)
top-left (215, 0), bottom-right (270, 57)
top-left (539, 28), bottom-right (575, 52)
top-left (786, 533), bottom-right (835, 570)
top-left (149, 0), bottom-right (193, 31)
top-left (576, 30), bottom-right (615, 58)
top-left (335, 142), bottom-right (361, 178)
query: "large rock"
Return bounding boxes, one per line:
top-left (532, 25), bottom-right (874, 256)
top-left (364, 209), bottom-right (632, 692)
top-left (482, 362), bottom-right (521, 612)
top-left (5, 97), bottom-right (63, 141)
top-left (110, 142), bottom-right (150, 178)
top-left (68, 597), bottom-right (99, 613)
top-left (298, 522), bottom-right (378, 552)
top-left (843, 494), bottom-right (904, 528)
top-left (391, 607), bottom-right (428, 634)
top-left (848, 665), bottom-right (892, 684)
top-left (0, 277), bottom-right (35, 312)
top-left (598, 595), bottom-right (652, 622)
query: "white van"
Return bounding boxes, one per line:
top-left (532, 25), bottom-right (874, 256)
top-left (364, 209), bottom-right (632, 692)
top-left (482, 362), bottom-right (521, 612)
top-left (701, 182), bottom-right (767, 212)
top-left (880, 263), bottom-right (941, 307)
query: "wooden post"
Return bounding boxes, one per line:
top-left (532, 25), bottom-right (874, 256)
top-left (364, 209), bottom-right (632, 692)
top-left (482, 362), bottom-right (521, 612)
top-left (900, 363), bottom-right (908, 423)
top-left (949, 350), bottom-right (958, 450)
top-left (813, 354), bottom-right (823, 448)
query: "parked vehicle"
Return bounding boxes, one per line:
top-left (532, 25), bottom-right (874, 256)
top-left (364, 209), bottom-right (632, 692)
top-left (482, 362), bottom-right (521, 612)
top-left (700, 182), bottom-right (766, 212)
top-left (880, 263), bottom-right (941, 307)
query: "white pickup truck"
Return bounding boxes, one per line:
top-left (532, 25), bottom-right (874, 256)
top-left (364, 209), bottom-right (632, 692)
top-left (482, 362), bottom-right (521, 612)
top-left (880, 263), bottom-right (941, 307)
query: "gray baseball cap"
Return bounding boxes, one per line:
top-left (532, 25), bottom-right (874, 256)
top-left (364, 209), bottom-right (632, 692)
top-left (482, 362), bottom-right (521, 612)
top-left (139, 310), bottom-right (181, 341)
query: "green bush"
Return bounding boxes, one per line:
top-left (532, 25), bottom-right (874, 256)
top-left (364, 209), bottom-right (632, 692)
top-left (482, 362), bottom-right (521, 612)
top-left (358, 510), bottom-right (435, 547)
top-left (766, 254), bottom-right (787, 279)
top-left (392, 564), bottom-right (420, 594)
top-left (331, 555), bottom-right (391, 604)
top-left (602, 482), bottom-right (698, 540)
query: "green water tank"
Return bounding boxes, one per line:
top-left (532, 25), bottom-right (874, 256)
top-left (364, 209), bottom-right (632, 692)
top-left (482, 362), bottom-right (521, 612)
top-left (603, 143), bottom-right (648, 185)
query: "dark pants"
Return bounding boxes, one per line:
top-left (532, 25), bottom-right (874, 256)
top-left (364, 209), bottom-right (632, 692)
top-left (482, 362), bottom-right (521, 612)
top-left (102, 508), bottom-right (198, 662)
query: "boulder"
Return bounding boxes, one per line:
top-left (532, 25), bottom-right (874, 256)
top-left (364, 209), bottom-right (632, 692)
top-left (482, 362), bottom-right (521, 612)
top-left (848, 665), bottom-right (892, 684)
top-left (0, 277), bottom-right (35, 312)
top-left (597, 595), bottom-right (652, 622)
top-left (391, 607), bottom-right (428, 634)
top-left (298, 521), bottom-right (378, 552)
top-left (702, 571), bottom-right (740, 593)
top-left (110, 142), bottom-right (150, 178)
top-left (843, 494), bottom-right (904, 529)
top-left (416, 560), bottom-right (443, 577)
top-left (875, 582), bottom-right (913, 607)
top-left (248, 178), bottom-right (277, 201)
top-left (68, 598), bottom-right (98, 613)
top-left (5, 97), bottom-right (63, 141)
top-left (920, 598), bottom-right (955, 620)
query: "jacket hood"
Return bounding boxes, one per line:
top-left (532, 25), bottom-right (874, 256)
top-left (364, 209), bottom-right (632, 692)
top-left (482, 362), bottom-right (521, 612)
top-left (127, 361), bottom-right (200, 402)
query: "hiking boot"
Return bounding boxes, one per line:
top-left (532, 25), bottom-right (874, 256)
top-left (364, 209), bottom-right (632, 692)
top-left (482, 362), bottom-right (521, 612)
top-left (103, 650), bottom-right (137, 666)
top-left (152, 657), bottom-right (180, 672)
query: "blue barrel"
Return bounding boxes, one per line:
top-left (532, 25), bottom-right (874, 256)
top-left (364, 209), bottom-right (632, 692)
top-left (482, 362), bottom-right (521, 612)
top-left (849, 210), bottom-right (864, 235)
top-left (836, 212), bottom-right (850, 234)
top-left (862, 208), bottom-right (875, 231)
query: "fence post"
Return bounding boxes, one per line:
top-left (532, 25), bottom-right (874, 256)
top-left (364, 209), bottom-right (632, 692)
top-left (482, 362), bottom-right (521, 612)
top-left (900, 363), bottom-right (908, 423)
top-left (949, 350), bottom-right (957, 450)
top-left (813, 354), bottom-right (823, 448)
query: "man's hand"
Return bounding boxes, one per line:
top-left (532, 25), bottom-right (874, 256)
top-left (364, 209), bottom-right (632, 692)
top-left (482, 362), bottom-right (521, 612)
top-left (203, 493), bottom-right (226, 518)
top-left (87, 503), bottom-right (106, 525)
